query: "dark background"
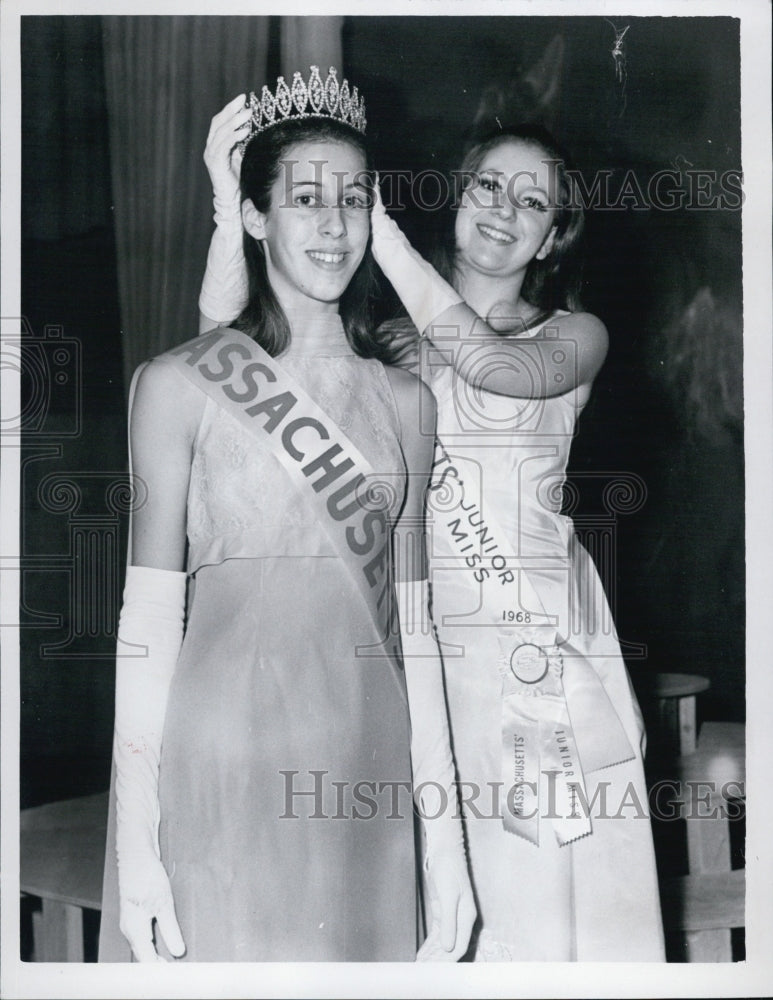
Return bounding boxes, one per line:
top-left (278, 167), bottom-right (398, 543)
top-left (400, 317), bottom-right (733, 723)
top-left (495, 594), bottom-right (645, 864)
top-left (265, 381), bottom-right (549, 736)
top-left (19, 15), bottom-right (744, 809)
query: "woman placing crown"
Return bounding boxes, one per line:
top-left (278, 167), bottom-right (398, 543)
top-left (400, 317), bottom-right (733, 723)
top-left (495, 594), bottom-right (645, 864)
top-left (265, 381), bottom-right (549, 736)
top-left (198, 96), bottom-right (664, 961)
top-left (367, 129), bottom-right (665, 961)
top-left (99, 66), bottom-right (474, 963)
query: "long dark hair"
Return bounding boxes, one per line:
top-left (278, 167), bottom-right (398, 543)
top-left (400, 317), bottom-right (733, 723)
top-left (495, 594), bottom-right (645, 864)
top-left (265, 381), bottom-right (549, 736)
top-left (436, 124), bottom-right (586, 313)
top-left (233, 117), bottom-right (400, 362)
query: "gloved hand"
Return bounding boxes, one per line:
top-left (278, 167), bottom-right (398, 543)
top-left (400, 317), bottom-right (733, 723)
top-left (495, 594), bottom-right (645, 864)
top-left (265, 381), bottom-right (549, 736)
top-left (198, 94), bottom-right (252, 326)
top-left (417, 847), bottom-right (477, 960)
top-left (370, 178), bottom-right (463, 336)
top-left (114, 564), bottom-right (187, 961)
top-left (398, 578), bottom-right (476, 961)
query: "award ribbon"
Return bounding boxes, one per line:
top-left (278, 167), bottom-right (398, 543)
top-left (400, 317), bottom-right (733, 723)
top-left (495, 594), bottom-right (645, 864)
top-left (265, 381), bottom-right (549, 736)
top-left (432, 438), bottom-right (635, 846)
top-left (499, 637), bottom-right (590, 845)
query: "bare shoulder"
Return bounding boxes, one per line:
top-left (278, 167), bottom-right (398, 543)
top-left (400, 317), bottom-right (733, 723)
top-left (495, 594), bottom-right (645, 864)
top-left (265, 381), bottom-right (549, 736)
top-left (383, 363), bottom-right (437, 421)
top-left (550, 312), bottom-right (609, 386)
top-left (130, 356), bottom-right (204, 444)
top-left (552, 311), bottom-right (608, 349)
top-left (562, 310), bottom-right (608, 336)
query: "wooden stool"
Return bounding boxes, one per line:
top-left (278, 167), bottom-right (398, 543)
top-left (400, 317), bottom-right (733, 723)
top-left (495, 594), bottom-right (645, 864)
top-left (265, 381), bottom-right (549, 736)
top-left (20, 792), bottom-right (107, 961)
top-left (659, 721), bottom-right (745, 961)
top-left (649, 672), bottom-right (711, 757)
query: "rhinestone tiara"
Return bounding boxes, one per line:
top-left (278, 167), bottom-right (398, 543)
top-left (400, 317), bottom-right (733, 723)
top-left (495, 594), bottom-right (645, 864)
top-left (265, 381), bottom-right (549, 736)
top-left (245, 65), bottom-right (367, 142)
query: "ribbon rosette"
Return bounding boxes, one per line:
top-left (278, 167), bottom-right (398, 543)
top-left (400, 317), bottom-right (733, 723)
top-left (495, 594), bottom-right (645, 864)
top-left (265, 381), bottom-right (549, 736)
top-left (496, 627), bottom-right (635, 846)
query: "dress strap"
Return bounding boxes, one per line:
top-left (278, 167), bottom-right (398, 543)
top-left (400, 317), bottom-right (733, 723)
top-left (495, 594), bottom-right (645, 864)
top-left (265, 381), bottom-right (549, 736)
top-left (521, 308), bottom-right (571, 336)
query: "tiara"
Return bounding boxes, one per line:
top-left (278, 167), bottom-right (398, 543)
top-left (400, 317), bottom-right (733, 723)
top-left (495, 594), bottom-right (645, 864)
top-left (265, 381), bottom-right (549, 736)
top-left (244, 65), bottom-right (367, 142)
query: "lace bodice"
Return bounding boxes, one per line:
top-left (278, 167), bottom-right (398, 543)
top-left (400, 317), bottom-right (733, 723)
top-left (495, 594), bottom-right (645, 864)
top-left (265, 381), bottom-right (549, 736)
top-left (184, 315), bottom-right (406, 573)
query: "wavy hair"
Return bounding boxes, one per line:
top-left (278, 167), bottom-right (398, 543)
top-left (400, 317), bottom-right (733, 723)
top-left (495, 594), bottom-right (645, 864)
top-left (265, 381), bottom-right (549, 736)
top-left (436, 124), bottom-right (586, 313)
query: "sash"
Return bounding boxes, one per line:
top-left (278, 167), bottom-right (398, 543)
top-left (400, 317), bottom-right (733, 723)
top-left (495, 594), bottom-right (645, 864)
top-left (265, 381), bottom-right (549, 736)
top-left (163, 327), bottom-right (401, 660)
top-left (429, 437), bottom-right (634, 846)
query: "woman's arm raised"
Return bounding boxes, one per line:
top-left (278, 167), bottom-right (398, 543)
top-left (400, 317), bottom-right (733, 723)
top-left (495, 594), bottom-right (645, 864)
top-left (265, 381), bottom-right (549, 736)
top-left (198, 95), bottom-right (252, 335)
top-left (420, 304), bottom-right (608, 399)
top-left (386, 367), bottom-right (476, 960)
top-left (372, 186), bottom-right (608, 399)
top-left (113, 361), bottom-right (202, 961)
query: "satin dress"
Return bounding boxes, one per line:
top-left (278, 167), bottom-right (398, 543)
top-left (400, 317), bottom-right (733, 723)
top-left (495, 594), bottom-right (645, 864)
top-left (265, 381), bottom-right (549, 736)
top-left (99, 314), bottom-right (417, 961)
top-left (423, 313), bottom-right (665, 961)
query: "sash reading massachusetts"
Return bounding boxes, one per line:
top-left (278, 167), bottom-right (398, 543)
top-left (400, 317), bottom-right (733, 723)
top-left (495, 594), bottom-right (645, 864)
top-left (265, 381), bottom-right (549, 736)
top-left (162, 327), bottom-right (401, 662)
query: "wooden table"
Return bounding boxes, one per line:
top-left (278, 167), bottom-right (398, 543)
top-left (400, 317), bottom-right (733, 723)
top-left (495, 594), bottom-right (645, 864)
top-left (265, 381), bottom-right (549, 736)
top-left (20, 792), bottom-right (108, 961)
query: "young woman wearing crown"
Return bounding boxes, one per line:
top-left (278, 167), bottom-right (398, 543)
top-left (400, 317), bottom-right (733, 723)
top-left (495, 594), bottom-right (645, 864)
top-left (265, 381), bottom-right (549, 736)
top-left (99, 66), bottom-right (475, 963)
top-left (198, 78), bottom-right (664, 962)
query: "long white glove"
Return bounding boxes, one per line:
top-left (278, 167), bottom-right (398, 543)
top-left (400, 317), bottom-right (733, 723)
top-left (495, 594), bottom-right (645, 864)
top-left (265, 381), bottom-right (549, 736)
top-left (198, 94), bottom-right (252, 326)
top-left (398, 578), bottom-right (476, 961)
top-left (114, 564), bottom-right (187, 961)
top-left (370, 180), bottom-right (463, 335)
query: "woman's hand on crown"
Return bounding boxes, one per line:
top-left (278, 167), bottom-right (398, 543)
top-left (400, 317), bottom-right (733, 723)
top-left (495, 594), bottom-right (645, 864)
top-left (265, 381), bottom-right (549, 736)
top-left (203, 94), bottom-right (252, 210)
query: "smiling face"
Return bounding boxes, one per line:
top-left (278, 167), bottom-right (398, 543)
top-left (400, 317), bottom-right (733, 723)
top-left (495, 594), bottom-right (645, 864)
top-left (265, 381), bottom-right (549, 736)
top-left (454, 139), bottom-right (558, 282)
top-left (243, 139), bottom-right (370, 314)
